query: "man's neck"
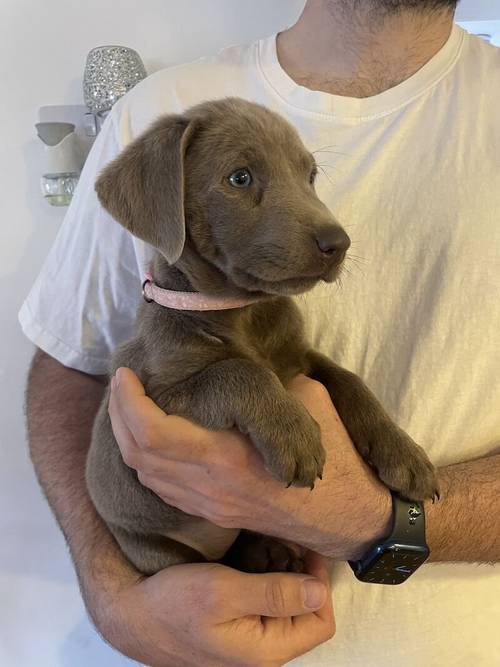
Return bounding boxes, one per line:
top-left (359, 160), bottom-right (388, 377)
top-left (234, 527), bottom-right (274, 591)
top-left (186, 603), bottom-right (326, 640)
top-left (277, 0), bottom-right (455, 98)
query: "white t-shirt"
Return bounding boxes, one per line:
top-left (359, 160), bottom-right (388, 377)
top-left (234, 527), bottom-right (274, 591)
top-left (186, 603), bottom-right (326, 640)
top-left (19, 25), bottom-right (500, 666)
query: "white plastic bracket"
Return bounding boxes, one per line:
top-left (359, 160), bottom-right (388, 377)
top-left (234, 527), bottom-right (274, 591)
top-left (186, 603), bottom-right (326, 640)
top-left (37, 105), bottom-right (96, 163)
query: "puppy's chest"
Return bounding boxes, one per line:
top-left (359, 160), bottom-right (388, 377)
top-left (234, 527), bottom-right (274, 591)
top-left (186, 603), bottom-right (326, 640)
top-left (251, 345), bottom-right (307, 386)
top-left (233, 307), bottom-right (309, 385)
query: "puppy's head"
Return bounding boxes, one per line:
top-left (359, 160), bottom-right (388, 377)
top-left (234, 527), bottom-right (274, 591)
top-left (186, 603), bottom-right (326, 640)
top-left (96, 97), bottom-right (350, 296)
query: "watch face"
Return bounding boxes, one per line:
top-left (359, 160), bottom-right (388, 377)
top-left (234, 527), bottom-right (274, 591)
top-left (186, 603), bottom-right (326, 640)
top-left (351, 543), bottom-right (429, 585)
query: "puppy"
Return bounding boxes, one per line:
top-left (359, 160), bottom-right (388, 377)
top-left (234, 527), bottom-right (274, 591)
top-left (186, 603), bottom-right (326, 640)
top-left (86, 97), bottom-right (439, 575)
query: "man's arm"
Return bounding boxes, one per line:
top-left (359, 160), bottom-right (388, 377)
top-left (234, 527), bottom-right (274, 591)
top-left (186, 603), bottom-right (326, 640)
top-left (425, 454), bottom-right (500, 563)
top-left (25, 350), bottom-right (137, 626)
top-left (107, 368), bottom-right (500, 565)
top-left (25, 349), bottom-right (335, 667)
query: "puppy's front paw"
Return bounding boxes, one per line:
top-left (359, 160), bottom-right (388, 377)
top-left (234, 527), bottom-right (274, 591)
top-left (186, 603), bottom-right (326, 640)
top-left (253, 401), bottom-right (325, 489)
top-left (362, 424), bottom-right (439, 501)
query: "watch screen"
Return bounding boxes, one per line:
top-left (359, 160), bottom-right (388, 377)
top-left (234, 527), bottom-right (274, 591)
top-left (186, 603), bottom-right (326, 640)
top-left (353, 544), bottom-right (429, 584)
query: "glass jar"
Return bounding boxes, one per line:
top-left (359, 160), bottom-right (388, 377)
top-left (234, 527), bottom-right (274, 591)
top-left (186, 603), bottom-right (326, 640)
top-left (40, 172), bottom-right (80, 206)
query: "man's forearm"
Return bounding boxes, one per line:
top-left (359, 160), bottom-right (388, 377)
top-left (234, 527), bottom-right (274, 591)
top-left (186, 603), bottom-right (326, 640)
top-left (26, 350), bottom-right (139, 628)
top-left (299, 445), bottom-right (500, 564)
top-left (424, 453), bottom-right (500, 563)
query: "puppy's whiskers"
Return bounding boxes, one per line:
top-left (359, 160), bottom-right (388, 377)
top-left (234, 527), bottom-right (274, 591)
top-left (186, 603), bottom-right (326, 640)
top-left (316, 165), bottom-right (336, 187)
top-left (316, 162), bottom-right (341, 175)
top-left (344, 254), bottom-right (366, 279)
top-left (312, 145), bottom-right (350, 158)
top-left (347, 253), bottom-right (367, 268)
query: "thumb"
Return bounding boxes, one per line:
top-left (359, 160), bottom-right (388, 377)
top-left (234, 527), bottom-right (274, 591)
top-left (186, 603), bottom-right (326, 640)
top-left (113, 367), bottom-right (147, 402)
top-left (221, 570), bottom-right (327, 620)
top-left (111, 366), bottom-right (166, 434)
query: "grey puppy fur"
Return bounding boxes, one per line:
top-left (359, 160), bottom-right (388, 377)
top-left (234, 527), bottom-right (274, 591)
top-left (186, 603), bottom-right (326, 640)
top-left (86, 97), bottom-right (439, 575)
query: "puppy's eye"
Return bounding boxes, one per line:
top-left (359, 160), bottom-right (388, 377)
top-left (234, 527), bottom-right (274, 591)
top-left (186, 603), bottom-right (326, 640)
top-left (310, 166), bottom-right (318, 185)
top-left (228, 168), bottom-right (252, 188)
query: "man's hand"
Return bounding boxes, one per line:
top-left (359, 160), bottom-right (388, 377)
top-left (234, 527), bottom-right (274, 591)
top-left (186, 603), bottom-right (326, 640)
top-left (109, 367), bottom-right (391, 561)
top-left (98, 550), bottom-right (334, 667)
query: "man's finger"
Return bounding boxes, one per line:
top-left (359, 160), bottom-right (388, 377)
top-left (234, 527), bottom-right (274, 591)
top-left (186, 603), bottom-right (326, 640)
top-left (277, 551), bottom-right (335, 653)
top-left (108, 388), bottom-right (143, 467)
top-left (111, 367), bottom-right (211, 460)
top-left (135, 473), bottom-right (213, 519)
top-left (112, 367), bottom-right (166, 436)
top-left (299, 550), bottom-right (334, 622)
top-left (215, 568), bottom-right (328, 621)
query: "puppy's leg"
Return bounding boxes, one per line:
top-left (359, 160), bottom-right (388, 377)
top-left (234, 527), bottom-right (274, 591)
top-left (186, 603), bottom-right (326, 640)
top-left (150, 358), bottom-right (325, 489)
top-left (306, 350), bottom-right (439, 501)
top-left (222, 531), bottom-right (304, 574)
top-left (109, 524), bottom-right (206, 575)
top-left (87, 400), bottom-right (240, 574)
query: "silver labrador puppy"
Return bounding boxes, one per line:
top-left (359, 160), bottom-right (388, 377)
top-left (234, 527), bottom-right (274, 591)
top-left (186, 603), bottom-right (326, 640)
top-left (86, 98), bottom-right (439, 575)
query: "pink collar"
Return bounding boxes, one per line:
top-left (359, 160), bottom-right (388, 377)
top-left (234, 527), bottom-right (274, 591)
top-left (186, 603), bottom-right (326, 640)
top-left (142, 272), bottom-right (261, 311)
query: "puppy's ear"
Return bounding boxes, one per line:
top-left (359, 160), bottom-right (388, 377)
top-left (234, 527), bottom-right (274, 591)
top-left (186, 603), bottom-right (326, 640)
top-left (95, 114), bottom-right (195, 264)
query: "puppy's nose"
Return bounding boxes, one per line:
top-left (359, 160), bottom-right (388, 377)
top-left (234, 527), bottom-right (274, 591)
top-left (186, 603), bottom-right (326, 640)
top-left (315, 227), bottom-right (351, 257)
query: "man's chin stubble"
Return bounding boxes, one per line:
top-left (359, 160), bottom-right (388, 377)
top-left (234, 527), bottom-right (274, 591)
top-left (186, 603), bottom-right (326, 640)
top-left (332, 0), bottom-right (457, 16)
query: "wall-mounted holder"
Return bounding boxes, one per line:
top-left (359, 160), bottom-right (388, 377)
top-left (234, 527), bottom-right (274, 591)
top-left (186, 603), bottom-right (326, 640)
top-left (36, 121), bottom-right (82, 206)
top-left (36, 104), bottom-right (96, 207)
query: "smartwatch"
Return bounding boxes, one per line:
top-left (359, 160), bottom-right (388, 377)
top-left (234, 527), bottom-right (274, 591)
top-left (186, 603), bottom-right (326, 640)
top-left (348, 492), bottom-right (429, 584)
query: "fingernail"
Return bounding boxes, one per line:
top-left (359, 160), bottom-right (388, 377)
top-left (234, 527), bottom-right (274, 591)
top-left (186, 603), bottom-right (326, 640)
top-left (115, 368), bottom-right (121, 386)
top-left (111, 375), bottom-right (116, 391)
top-left (303, 578), bottom-right (327, 609)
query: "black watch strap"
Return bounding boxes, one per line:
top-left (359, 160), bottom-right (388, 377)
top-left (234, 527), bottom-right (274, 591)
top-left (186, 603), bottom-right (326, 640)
top-left (348, 493), bottom-right (429, 585)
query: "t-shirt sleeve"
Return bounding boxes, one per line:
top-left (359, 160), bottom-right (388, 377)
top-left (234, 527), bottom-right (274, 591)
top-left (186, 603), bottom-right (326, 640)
top-left (18, 109), bottom-right (144, 375)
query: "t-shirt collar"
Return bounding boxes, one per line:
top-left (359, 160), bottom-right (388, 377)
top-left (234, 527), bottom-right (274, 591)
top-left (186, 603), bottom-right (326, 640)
top-left (257, 24), bottom-right (464, 121)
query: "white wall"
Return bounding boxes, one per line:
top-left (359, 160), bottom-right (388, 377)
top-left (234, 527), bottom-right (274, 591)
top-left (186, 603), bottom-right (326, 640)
top-left (0, 1), bottom-right (498, 665)
top-left (456, 0), bottom-right (500, 20)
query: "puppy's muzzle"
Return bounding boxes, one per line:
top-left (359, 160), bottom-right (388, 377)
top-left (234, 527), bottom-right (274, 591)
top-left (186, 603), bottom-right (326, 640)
top-left (314, 225), bottom-right (351, 262)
